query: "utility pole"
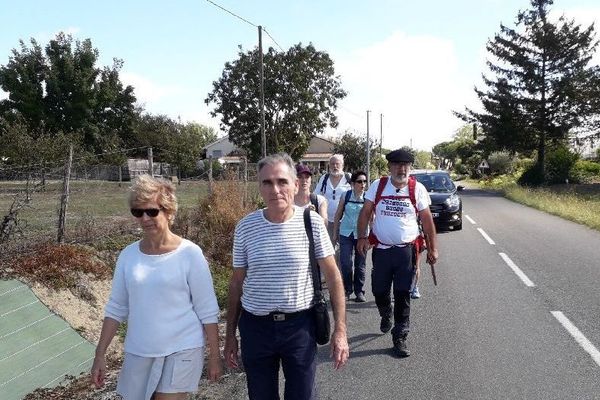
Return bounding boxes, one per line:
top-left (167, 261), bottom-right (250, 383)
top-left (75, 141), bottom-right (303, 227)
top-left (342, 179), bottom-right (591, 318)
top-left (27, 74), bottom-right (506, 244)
top-left (379, 113), bottom-right (383, 158)
top-left (366, 110), bottom-right (371, 184)
top-left (259, 25), bottom-right (266, 158)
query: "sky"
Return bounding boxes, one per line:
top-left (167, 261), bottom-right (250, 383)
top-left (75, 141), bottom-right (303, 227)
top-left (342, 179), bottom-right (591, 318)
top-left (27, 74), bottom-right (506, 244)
top-left (1, 0), bottom-right (600, 151)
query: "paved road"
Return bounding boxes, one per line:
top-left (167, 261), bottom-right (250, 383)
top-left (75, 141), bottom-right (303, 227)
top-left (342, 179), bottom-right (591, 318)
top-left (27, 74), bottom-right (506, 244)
top-left (312, 188), bottom-right (600, 400)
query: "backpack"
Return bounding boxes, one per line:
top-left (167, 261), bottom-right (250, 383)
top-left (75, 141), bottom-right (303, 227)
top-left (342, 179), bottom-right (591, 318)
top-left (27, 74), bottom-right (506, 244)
top-left (343, 189), bottom-right (364, 208)
top-left (319, 172), bottom-right (352, 195)
top-left (368, 176), bottom-right (426, 258)
top-left (309, 193), bottom-right (319, 211)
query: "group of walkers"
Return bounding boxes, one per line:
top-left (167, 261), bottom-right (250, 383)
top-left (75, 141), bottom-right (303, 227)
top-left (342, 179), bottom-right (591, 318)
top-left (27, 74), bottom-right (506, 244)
top-left (90, 149), bottom-right (439, 400)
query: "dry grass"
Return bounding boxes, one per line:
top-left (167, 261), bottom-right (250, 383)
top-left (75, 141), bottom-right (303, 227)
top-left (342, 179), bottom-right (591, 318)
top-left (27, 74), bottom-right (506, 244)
top-left (503, 185), bottom-right (600, 231)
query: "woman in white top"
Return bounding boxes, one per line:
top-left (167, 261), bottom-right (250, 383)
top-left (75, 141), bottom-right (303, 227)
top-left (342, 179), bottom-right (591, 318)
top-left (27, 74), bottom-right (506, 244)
top-left (293, 163), bottom-right (328, 223)
top-left (91, 175), bottom-right (222, 400)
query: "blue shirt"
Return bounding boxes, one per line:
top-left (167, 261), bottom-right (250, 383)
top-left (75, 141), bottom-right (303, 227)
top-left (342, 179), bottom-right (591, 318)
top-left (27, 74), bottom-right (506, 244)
top-left (339, 190), bottom-right (365, 238)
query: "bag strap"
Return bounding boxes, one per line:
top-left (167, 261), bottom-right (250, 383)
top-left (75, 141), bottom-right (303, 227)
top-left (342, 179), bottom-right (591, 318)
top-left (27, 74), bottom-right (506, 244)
top-left (374, 176), bottom-right (388, 206)
top-left (320, 174), bottom-right (329, 194)
top-left (303, 208), bottom-right (323, 298)
top-left (309, 192), bottom-right (319, 211)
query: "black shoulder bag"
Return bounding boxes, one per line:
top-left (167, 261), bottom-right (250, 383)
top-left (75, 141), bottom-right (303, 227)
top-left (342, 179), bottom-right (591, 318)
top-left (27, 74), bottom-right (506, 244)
top-left (303, 207), bottom-right (331, 345)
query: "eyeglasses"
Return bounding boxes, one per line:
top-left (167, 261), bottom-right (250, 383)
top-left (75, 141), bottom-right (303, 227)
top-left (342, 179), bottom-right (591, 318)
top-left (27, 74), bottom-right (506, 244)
top-left (354, 180), bottom-right (367, 184)
top-left (130, 208), bottom-right (162, 218)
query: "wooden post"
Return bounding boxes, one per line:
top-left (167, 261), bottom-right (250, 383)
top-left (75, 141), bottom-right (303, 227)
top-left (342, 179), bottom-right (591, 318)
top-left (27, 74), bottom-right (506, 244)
top-left (208, 156), bottom-right (213, 196)
top-left (243, 157), bottom-right (248, 207)
top-left (147, 147), bottom-right (154, 176)
top-left (118, 165), bottom-right (123, 187)
top-left (57, 145), bottom-right (73, 244)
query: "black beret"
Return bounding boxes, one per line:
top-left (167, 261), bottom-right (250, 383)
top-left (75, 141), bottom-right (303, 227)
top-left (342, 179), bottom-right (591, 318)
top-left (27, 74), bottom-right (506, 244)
top-left (385, 149), bottom-right (414, 163)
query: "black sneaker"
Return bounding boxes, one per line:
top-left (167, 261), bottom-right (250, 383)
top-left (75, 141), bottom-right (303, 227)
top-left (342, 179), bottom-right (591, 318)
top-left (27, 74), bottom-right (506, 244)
top-left (393, 336), bottom-right (410, 357)
top-left (380, 316), bottom-right (392, 333)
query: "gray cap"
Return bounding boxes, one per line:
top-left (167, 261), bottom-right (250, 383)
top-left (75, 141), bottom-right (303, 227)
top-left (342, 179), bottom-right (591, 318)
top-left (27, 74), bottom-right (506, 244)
top-left (385, 149), bottom-right (414, 163)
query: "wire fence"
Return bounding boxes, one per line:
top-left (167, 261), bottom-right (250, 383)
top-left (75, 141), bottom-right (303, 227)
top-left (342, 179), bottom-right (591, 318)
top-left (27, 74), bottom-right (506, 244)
top-left (0, 147), bottom-right (262, 259)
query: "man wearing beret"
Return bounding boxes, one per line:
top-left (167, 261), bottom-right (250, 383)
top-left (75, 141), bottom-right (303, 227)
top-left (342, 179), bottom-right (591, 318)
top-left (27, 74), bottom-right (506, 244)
top-left (356, 148), bottom-right (438, 357)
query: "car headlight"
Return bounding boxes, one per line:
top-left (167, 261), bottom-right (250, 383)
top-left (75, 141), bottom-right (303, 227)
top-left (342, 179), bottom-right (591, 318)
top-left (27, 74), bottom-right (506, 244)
top-left (445, 194), bottom-right (460, 210)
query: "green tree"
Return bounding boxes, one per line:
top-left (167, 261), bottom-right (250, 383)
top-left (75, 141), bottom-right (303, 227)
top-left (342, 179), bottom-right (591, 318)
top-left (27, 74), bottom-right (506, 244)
top-left (457, 0), bottom-right (600, 178)
top-left (332, 129), bottom-right (379, 173)
top-left (206, 43), bottom-right (347, 161)
top-left (163, 122), bottom-right (218, 179)
top-left (0, 33), bottom-right (136, 156)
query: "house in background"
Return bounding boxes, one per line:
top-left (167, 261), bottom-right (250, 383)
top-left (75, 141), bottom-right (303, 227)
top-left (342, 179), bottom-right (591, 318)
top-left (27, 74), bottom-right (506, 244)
top-left (203, 135), bottom-right (336, 172)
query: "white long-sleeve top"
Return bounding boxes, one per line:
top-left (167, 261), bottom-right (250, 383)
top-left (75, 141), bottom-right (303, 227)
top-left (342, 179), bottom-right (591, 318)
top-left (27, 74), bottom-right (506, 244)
top-left (105, 239), bottom-right (219, 357)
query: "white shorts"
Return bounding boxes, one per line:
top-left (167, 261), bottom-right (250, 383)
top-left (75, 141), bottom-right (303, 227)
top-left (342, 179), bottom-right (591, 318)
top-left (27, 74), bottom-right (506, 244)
top-left (116, 347), bottom-right (204, 400)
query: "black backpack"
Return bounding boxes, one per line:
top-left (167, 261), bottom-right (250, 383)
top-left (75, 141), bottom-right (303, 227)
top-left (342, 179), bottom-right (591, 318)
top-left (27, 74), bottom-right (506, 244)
top-left (319, 172), bottom-right (352, 195)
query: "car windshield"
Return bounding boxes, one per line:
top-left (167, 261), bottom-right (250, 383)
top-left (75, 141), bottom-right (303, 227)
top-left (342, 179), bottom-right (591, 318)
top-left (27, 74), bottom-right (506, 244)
top-left (412, 173), bottom-right (455, 193)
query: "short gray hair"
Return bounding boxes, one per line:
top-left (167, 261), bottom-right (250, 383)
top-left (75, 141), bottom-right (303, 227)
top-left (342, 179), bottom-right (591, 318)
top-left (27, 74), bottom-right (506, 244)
top-left (257, 153), bottom-right (297, 179)
top-left (330, 154), bottom-right (344, 164)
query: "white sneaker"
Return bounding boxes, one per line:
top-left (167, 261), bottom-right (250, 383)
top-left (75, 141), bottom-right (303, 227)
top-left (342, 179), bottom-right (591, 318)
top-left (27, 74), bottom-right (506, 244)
top-left (410, 286), bottom-right (421, 299)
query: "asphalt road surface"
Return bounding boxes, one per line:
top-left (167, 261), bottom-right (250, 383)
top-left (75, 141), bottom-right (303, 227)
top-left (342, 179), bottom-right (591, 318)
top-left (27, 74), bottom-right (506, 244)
top-left (312, 187), bottom-right (600, 400)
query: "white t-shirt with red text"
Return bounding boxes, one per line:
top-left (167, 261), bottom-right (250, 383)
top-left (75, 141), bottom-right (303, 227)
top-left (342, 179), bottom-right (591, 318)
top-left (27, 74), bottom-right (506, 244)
top-left (365, 178), bottom-right (431, 247)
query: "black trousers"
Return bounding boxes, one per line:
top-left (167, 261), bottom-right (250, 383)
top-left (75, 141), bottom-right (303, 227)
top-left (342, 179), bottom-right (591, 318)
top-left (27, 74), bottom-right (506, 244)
top-left (371, 246), bottom-right (414, 337)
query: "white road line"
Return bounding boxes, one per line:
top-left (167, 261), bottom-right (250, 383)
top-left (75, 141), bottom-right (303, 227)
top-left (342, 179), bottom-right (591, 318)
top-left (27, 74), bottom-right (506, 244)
top-left (498, 253), bottom-right (535, 287)
top-left (477, 228), bottom-right (495, 245)
top-left (551, 311), bottom-right (600, 367)
top-left (0, 340), bottom-right (86, 387)
top-left (0, 300), bottom-right (39, 318)
top-left (465, 215), bottom-right (477, 224)
top-left (0, 285), bottom-right (26, 297)
top-left (0, 315), bottom-right (53, 340)
top-left (43, 356), bottom-right (94, 388)
top-left (0, 328), bottom-right (70, 363)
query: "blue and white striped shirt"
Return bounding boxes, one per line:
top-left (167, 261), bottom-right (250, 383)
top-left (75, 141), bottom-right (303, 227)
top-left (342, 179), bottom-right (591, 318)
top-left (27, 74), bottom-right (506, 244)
top-left (233, 206), bottom-right (334, 315)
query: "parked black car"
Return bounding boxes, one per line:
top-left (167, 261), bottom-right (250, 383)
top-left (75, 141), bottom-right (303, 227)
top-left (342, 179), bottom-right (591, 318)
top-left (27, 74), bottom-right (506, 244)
top-left (410, 170), bottom-right (463, 230)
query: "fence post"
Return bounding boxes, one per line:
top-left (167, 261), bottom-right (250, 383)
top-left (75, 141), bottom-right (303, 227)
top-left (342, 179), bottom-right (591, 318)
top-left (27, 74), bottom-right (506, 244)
top-left (147, 147), bottom-right (154, 176)
top-left (243, 157), bottom-right (248, 207)
top-left (57, 145), bottom-right (73, 244)
top-left (118, 165), bottom-right (123, 187)
top-left (208, 156), bottom-right (213, 196)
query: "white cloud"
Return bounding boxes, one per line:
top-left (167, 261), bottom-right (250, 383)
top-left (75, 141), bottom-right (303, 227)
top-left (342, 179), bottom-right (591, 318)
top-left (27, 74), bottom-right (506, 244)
top-left (333, 31), bottom-right (472, 151)
top-left (0, 89), bottom-right (8, 100)
top-left (120, 71), bottom-right (183, 106)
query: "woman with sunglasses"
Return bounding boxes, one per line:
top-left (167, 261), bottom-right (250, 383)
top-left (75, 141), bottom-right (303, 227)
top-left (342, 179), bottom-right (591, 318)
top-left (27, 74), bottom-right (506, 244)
top-left (333, 171), bottom-right (369, 302)
top-left (91, 175), bottom-right (222, 400)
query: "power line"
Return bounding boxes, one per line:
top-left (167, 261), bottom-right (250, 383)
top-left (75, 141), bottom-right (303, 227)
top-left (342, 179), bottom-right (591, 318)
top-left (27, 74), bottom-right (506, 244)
top-left (263, 28), bottom-right (284, 52)
top-left (205, 1), bottom-right (285, 51)
top-left (205, 0), bottom-right (257, 28)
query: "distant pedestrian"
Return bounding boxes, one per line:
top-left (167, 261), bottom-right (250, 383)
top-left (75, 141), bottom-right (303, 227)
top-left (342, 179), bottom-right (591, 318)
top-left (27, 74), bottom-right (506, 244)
top-left (224, 153), bottom-right (349, 400)
top-left (91, 175), bottom-right (222, 400)
top-left (357, 149), bottom-right (438, 357)
top-left (333, 170), bottom-right (368, 302)
top-left (316, 154), bottom-right (352, 244)
top-left (294, 163), bottom-right (328, 223)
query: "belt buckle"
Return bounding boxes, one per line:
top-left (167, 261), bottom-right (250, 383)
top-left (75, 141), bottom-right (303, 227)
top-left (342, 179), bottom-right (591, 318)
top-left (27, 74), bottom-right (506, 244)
top-left (273, 313), bottom-right (285, 321)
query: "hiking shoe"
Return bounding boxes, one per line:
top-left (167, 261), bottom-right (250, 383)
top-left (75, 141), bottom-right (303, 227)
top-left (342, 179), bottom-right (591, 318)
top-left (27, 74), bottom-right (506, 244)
top-left (345, 293), bottom-right (351, 301)
top-left (380, 316), bottom-right (392, 333)
top-left (410, 286), bottom-right (421, 299)
top-left (393, 336), bottom-right (410, 357)
top-left (355, 293), bottom-right (366, 303)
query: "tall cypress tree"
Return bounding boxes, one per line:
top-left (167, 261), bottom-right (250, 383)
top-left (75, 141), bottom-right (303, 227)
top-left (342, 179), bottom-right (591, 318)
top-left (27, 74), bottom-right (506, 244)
top-left (459, 0), bottom-right (600, 177)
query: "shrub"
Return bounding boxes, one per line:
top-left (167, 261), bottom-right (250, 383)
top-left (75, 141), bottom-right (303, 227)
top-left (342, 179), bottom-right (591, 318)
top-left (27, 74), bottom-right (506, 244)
top-left (11, 243), bottom-right (111, 290)
top-left (518, 163), bottom-right (545, 186)
top-left (487, 151), bottom-right (514, 175)
top-left (546, 146), bottom-right (579, 184)
top-left (570, 159), bottom-right (600, 184)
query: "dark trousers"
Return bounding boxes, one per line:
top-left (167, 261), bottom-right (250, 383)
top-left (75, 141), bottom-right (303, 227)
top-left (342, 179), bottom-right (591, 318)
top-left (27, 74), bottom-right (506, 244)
top-left (339, 233), bottom-right (366, 296)
top-left (371, 246), bottom-right (414, 336)
top-left (239, 309), bottom-right (317, 400)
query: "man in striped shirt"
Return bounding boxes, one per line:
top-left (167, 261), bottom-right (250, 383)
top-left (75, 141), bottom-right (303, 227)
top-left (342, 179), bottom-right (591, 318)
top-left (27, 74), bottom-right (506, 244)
top-left (224, 153), bottom-right (349, 400)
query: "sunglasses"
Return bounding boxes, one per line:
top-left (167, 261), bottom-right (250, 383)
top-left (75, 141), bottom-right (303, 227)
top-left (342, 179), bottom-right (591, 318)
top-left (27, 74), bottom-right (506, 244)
top-left (354, 180), bottom-right (367, 184)
top-left (332, 189), bottom-right (336, 200)
top-left (130, 208), bottom-right (162, 218)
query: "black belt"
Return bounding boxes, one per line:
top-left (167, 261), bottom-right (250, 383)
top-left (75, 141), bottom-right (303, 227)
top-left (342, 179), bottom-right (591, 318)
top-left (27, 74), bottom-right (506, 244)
top-left (242, 308), bottom-right (311, 322)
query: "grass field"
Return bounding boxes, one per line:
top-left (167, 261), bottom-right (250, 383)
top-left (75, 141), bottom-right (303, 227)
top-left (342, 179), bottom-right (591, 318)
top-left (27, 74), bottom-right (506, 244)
top-left (0, 180), bottom-right (211, 239)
